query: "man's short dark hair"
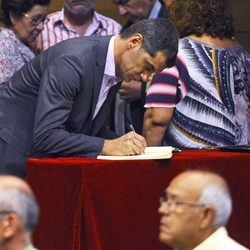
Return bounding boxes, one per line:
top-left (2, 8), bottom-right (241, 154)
top-left (120, 18), bottom-right (179, 68)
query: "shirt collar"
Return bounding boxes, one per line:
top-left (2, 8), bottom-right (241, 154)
top-left (192, 227), bottom-right (229, 250)
top-left (148, 0), bottom-right (162, 19)
top-left (52, 8), bottom-right (65, 25)
top-left (104, 35), bottom-right (118, 81)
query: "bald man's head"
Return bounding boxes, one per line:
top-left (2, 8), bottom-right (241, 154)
top-left (158, 170), bottom-right (232, 249)
top-left (169, 170), bottom-right (229, 201)
top-left (0, 175), bottom-right (33, 195)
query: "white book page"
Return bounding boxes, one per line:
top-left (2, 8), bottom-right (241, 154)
top-left (97, 146), bottom-right (173, 160)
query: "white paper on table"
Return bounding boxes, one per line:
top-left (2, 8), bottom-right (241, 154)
top-left (97, 146), bottom-right (173, 160)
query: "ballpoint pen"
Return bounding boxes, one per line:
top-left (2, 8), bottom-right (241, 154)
top-left (128, 123), bottom-right (146, 154)
top-left (129, 124), bottom-right (136, 132)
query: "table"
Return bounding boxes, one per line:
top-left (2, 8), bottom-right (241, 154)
top-left (27, 149), bottom-right (250, 250)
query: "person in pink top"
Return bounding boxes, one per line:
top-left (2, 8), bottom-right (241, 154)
top-left (35, 0), bottom-right (122, 52)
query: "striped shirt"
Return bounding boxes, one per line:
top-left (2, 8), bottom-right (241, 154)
top-left (35, 9), bottom-right (122, 52)
top-left (145, 55), bottom-right (190, 108)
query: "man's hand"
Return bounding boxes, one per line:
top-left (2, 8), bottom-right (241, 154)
top-left (118, 80), bottom-right (142, 103)
top-left (101, 131), bottom-right (147, 156)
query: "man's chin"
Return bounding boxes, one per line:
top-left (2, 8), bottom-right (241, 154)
top-left (159, 230), bottom-right (173, 245)
top-left (69, 6), bottom-right (93, 17)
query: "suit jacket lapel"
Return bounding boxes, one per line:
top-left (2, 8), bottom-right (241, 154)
top-left (90, 36), bottom-right (112, 120)
top-left (91, 83), bottom-right (120, 136)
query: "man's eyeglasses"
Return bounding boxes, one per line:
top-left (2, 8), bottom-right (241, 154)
top-left (159, 195), bottom-right (206, 211)
top-left (0, 211), bottom-right (15, 217)
top-left (113, 0), bottom-right (130, 5)
top-left (22, 12), bottom-right (49, 26)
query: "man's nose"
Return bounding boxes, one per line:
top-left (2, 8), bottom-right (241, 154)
top-left (158, 202), bottom-right (171, 215)
top-left (118, 5), bottom-right (128, 16)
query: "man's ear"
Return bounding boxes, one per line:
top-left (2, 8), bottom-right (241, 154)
top-left (1, 214), bottom-right (20, 239)
top-left (200, 206), bottom-right (215, 229)
top-left (127, 33), bottom-right (143, 50)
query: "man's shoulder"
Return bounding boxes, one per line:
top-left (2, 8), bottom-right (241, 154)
top-left (47, 10), bottom-right (62, 19)
top-left (224, 237), bottom-right (249, 250)
top-left (42, 35), bottom-right (112, 65)
top-left (94, 11), bottom-right (121, 25)
top-left (195, 228), bottom-right (249, 250)
top-left (59, 35), bottom-right (112, 50)
top-left (93, 11), bottom-right (122, 34)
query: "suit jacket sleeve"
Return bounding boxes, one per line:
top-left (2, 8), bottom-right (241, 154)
top-left (33, 54), bottom-right (104, 158)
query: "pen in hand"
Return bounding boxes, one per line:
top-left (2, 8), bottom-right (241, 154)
top-left (129, 124), bottom-right (136, 132)
top-left (129, 123), bottom-right (146, 155)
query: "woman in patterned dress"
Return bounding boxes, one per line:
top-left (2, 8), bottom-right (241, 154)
top-left (143, 0), bottom-right (250, 148)
top-left (0, 0), bottom-right (51, 84)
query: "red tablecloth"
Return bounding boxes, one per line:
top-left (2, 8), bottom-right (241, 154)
top-left (27, 149), bottom-right (250, 250)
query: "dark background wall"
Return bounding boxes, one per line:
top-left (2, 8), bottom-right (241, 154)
top-left (230, 0), bottom-right (250, 52)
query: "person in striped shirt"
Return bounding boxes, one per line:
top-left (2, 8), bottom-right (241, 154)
top-left (143, 54), bottom-right (190, 146)
top-left (35, 0), bottom-right (122, 52)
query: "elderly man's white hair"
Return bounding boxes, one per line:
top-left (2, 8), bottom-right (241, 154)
top-left (0, 176), bottom-right (39, 231)
top-left (197, 171), bottom-right (232, 229)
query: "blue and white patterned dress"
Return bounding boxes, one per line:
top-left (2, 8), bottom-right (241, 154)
top-left (146, 37), bottom-right (250, 148)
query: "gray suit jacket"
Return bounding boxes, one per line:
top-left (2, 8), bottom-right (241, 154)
top-left (0, 36), bottom-right (119, 161)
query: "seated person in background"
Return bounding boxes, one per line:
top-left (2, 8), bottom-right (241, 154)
top-left (111, 0), bottom-right (169, 135)
top-left (143, 0), bottom-right (250, 148)
top-left (159, 170), bottom-right (249, 250)
top-left (113, 0), bottom-right (168, 29)
top-left (0, 0), bottom-right (51, 84)
top-left (0, 175), bottom-right (39, 250)
top-left (35, 0), bottom-right (121, 52)
top-left (0, 18), bottom-right (178, 178)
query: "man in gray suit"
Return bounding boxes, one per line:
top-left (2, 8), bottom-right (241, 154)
top-left (0, 18), bottom-right (178, 178)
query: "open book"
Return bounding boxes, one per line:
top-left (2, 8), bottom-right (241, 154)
top-left (97, 146), bottom-right (173, 160)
